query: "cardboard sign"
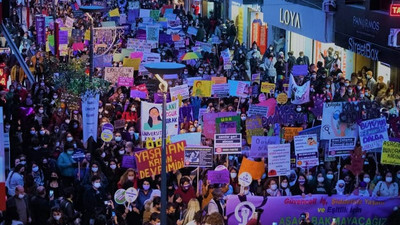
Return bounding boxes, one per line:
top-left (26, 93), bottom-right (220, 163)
top-left (170, 84), bottom-right (190, 100)
top-left (320, 102), bottom-right (358, 154)
top-left (214, 133), bottom-right (242, 154)
top-left (192, 80), bottom-right (212, 97)
top-left (216, 116), bottom-right (241, 134)
top-left (203, 112), bottom-right (237, 139)
top-left (212, 84), bottom-right (229, 97)
top-left (283, 127), bottom-right (303, 142)
top-left (123, 58), bottom-right (141, 69)
top-left (208, 170), bottom-right (230, 184)
top-left (247, 105), bottom-right (269, 117)
top-left (261, 82), bottom-right (275, 94)
top-left (245, 116), bottom-right (264, 145)
top-left (294, 134), bottom-right (319, 168)
top-left (114, 119), bottom-right (126, 129)
top-left (105, 67), bottom-right (134, 84)
top-left (238, 158), bottom-right (265, 180)
top-left (381, 141), bottom-right (400, 165)
top-left (211, 77), bottom-right (227, 84)
top-left (250, 136), bottom-right (280, 158)
top-left (135, 141), bottom-right (186, 179)
top-left (118, 77), bottom-right (134, 87)
top-left (358, 117), bottom-right (389, 151)
top-left (184, 146), bottom-right (213, 167)
top-left (268, 144), bottom-right (291, 177)
top-left (171, 133), bottom-right (201, 146)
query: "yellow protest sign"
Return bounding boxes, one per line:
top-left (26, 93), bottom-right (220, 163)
top-left (238, 157), bottom-right (265, 180)
top-left (123, 58), bottom-right (141, 70)
top-left (84, 30), bottom-right (90, 40)
top-left (283, 127), bottom-right (303, 142)
top-left (145, 136), bottom-right (171, 149)
top-left (192, 80), bottom-right (212, 97)
top-left (276, 93), bottom-right (288, 104)
top-left (261, 82), bottom-right (275, 94)
top-left (382, 141), bottom-right (400, 165)
top-left (109, 8), bottom-right (120, 17)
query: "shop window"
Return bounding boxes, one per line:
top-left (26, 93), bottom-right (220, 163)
top-left (370, 0), bottom-right (391, 11)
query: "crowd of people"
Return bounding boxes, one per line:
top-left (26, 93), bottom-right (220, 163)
top-left (1, 0), bottom-right (400, 225)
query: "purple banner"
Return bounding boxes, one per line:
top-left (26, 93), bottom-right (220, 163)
top-left (35, 16), bottom-right (46, 45)
top-left (227, 195), bottom-right (400, 225)
top-left (292, 65), bottom-right (308, 76)
top-left (207, 170), bottom-right (229, 184)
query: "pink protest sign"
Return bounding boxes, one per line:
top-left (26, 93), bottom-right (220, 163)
top-left (118, 77), bottom-right (134, 87)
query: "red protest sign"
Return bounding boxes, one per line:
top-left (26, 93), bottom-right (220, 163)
top-left (134, 141), bottom-right (186, 179)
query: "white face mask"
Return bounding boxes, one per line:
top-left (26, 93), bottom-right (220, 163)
top-left (386, 177), bottom-right (393, 183)
top-left (243, 190), bottom-right (249, 195)
top-left (128, 176), bottom-right (134, 181)
top-left (363, 178), bottom-right (370, 183)
top-left (230, 173), bottom-right (237, 179)
top-left (110, 165), bottom-right (117, 170)
top-left (281, 182), bottom-right (288, 188)
top-left (317, 177), bottom-right (324, 183)
top-left (92, 167), bottom-right (98, 172)
top-left (190, 128), bottom-right (196, 132)
top-left (93, 182), bottom-right (101, 189)
top-left (18, 194), bottom-right (25, 199)
top-left (54, 215), bottom-right (61, 221)
top-left (271, 184), bottom-right (278, 190)
top-left (119, 150), bottom-right (125, 155)
top-left (38, 109), bottom-right (44, 114)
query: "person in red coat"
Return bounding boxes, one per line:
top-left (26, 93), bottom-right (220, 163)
top-left (117, 168), bottom-right (138, 189)
top-left (174, 177), bottom-right (196, 205)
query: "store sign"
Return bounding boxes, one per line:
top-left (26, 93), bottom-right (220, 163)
top-left (348, 37), bottom-right (379, 60)
top-left (279, 8), bottom-right (301, 29)
top-left (390, 4), bottom-right (400, 16)
top-left (352, 16), bottom-right (380, 32)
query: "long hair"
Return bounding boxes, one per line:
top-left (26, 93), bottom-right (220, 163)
top-left (182, 198), bottom-right (200, 225)
top-left (147, 107), bottom-right (161, 128)
top-left (118, 168), bottom-right (136, 187)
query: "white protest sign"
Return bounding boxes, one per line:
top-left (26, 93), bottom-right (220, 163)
top-left (267, 144), bottom-right (291, 177)
top-left (170, 84), bottom-right (190, 100)
top-left (104, 67), bottom-right (134, 85)
top-left (294, 134), bottom-right (319, 168)
top-left (238, 172), bottom-right (252, 187)
top-left (124, 187), bottom-right (138, 203)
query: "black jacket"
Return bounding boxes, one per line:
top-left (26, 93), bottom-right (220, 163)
top-left (30, 195), bottom-right (51, 225)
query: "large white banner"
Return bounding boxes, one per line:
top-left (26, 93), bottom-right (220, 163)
top-left (82, 93), bottom-right (100, 143)
top-left (141, 100), bottom-right (179, 141)
top-left (288, 75), bottom-right (310, 104)
top-left (320, 102), bottom-right (358, 155)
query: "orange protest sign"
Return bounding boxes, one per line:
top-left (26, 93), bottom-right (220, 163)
top-left (238, 157), bottom-right (265, 180)
top-left (283, 127), bottom-right (303, 142)
top-left (211, 77), bottom-right (227, 84)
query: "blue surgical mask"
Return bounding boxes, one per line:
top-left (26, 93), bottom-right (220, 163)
top-left (115, 137), bottom-right (122, 142)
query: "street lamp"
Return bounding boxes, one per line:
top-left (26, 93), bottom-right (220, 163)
top-left (144, 62), bottom-right (185, 225)
top-left (79, 6), bottom-right (106, 82)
